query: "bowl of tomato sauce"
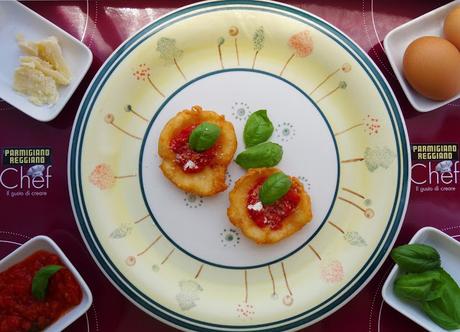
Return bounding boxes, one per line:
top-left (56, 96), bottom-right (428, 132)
top-left (0, 235), bottom-right (92, 332)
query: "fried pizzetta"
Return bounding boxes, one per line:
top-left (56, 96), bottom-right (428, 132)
top-left (158, 105), bottom-right (237, 196)
top-left (227, 168), bottom-right (312, 244)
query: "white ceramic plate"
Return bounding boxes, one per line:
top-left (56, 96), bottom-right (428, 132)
top-left (384, 0), bottom-right (460, 112)
top-left (0, 0), bottom-right (92, 121)
top-left (0, 235), bottom-right (93, 332)
top-left (68, 1), bottom-right (410, 330)
top-left (382, 227), bottom-right (460, 332)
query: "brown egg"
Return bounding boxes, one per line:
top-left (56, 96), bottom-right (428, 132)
top-left (444, 6), bottom-right (460, 50)
top-left (403, 36), bottom-right (460, 101)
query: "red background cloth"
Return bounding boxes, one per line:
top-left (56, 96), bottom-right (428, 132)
top-left (0, 1), bottom-right (458, 331)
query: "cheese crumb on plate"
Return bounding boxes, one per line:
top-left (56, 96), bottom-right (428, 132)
top-left (247, 202), bottom-right (263, 211)
top-left (183, 160), bottom-right (198, 170)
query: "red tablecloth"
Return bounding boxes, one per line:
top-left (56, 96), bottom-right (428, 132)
top-left (0, 1), bottom-right (458, 331)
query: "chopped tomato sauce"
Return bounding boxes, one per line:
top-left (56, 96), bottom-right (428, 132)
top-left (0, 250), bottom-right (82, 332)
top-left (247, 178), bottom-right (301, 230)
top-left (170, 124), bottom-right (217, 173)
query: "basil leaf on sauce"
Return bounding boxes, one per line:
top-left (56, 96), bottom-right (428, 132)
top-left (31, 265), bottom-right (63, 300)
top-left (391, 244), bottom-right (441, 273)
top-left (188, 122), bottom-right (221, 152)
top-left (259, 172), bottom-right (292, 205)
top-left (235, 142), bottom-right (283, 169)
top-left (244, 110), bottom-right (274, 147)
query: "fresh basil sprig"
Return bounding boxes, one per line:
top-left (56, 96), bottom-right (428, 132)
top-left (235, 142), bottom-right (283, 169)
top-left (391, 243), bottom-right (460, 330)
top-left (391, 243), bottom-right (440, 272)
top-left (32, 265), bottom-right (63, 300)
top-left (259, 172), bottom-right (292, 205)
top-left (243, 110), bottom-right (274, 147)
top-left (188, 122), bottom-right (221, 152)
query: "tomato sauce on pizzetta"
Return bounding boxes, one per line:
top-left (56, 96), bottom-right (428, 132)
top-left (0, 250), bottom-right (82, 332)
top-left (170, 125), bottom-right (218, 173)
top-left (247, 178), bottom-right (301, 230)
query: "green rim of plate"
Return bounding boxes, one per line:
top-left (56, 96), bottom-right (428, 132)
top-left (68, 1), bottom-right (410, 331)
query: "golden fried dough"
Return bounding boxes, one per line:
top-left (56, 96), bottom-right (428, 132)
top-left (227, 168), bottom-right (312, 244)
top-left (158, 105), bottom-right (237, 196)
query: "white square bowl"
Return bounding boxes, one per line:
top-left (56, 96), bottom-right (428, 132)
top-left (383, 1), bottom-right (460, 112)
top-left (0, 235), bottom-right (93, 332)
top-left (382, 227), bottom-right (460, 332)
top-left (0, 0), bottom-right (93, 122)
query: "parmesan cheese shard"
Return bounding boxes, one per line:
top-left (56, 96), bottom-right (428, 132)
top-left (13, 66), bottom-right (59, 105)
top-left (16, 34), bottom-right (38, 56)
top-left (35, 36), bottom-right (71, 80)
top-left (13, 34), bottom-right (72, 106)
top-left (20, 56), bottom-right (70, 85)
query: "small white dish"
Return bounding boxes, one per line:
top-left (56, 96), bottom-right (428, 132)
top-left (0, 235), bottom-right (93, 332)
top-left (384, 1), bottom-right (460, 112)
top-left (382, 227), bottom-right (460, 332)
top-left (0, 0), bottom-right (92, 121)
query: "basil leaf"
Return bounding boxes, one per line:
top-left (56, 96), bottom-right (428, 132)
top-left (235, 142), bottom-right (283, 169)
top-left (422, 283), bottom-right (460, 331)
top-left (395, 268), bottom-right (460, 330)
top-left (394, 270), bottom-right (444, 301)
top-left (31, 265), bottom-right (63, 300)
top-left (426, 283), bottom-right (448, 302)
top-left (439, 268), bottom-right (460, 290)
top-left (244, 110), bottom-right (274, 147)
top-left (436, 269), bottom-right (460, 325)
top-left (259, 172), bottom-right (292, 205)
top-left (391, 244), bottom-right (441, 272)
top-left (188, 122), bottom-right (221, 152)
